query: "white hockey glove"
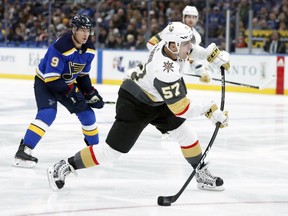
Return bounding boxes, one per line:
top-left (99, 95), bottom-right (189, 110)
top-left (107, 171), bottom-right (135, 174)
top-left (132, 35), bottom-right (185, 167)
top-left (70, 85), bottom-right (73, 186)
top-left (204, 103), bottom-right (228, 128)
top-left (206, 43), bottom-right (230, 70)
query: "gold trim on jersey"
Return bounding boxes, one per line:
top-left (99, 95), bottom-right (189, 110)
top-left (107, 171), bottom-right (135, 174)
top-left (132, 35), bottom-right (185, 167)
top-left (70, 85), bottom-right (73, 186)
top-left (167, 97), bottom-right (190, 115)
top-left (86, 48), bottom-right (96, 54)
top-left (148, 35), bottom-right (160, 46)
top-left (36, 67), bottom-right (61, 82)
top-left (45, 76), bottom-right (61, 82)
top-left (63, 48), bottom-right (77, 56)
top-left (36, 74), bottom-right (45, 81)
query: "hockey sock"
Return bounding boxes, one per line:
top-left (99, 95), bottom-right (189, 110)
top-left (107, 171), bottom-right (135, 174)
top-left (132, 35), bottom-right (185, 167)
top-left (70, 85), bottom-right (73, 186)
top-left (180, 140), bottom-right (202, 166)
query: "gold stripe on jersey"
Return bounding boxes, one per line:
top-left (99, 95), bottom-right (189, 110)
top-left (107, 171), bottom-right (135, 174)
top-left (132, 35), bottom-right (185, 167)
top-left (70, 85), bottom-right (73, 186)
top-left (86, 48), bottom-right (96, 54)
top-left (167, 97), bottom-right (190, 115)
top-left (28, 123), bottom-right (45, 137)
top-left (80, 146), bottom-right (99, 167)
top-left (36, 74), bottom-right (45, 81)
top-left (36, 68), bottom-right (45, 81)
top-left (63, 48), bottom-right (77, 56)
top-left (44, 76), bottom-right (60, 82)
top-left (36, 68), bottom-right (61, 82)
top-left (181, 140), bottom-right (202, 158)
top-left (45, 76), bottom-right (61, 83)
top-left (82, 127), bottom-right (99, 136)
top-left (148, 35), bottom-right (160, 46)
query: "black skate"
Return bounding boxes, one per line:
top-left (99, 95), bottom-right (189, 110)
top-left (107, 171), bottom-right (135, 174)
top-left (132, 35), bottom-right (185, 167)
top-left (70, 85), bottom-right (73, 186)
top-left (13, 139), bottom-right (38, 168)
top-left (196, 163), bottom-right (224, 191)
top-left (47, 159), bottom-right (77, 191)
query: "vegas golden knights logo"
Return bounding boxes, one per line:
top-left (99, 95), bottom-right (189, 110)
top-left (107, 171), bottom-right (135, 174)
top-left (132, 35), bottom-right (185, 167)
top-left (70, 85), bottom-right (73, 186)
top-left (62, 62), bottom-right (86, 80)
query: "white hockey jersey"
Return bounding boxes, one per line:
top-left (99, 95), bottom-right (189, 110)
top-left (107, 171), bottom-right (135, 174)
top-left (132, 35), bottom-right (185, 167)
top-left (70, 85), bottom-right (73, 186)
top-left (121, 41), bottom-right (189, 112)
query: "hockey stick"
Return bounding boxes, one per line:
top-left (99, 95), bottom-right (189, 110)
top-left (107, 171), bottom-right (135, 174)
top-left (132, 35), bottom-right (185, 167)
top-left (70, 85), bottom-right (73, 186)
top-left (184, 73), bottom-right (260, 89)
top-left (157, 66), bottom-right (226, 206)
top-left (86, 99), bottom-right (115, 104)
top-left (104, 101), bottom-right (116, 104)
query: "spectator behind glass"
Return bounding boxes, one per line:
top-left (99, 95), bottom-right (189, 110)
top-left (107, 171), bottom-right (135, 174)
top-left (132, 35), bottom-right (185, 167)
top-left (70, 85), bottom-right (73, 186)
top-left (263, 30), bottom-right (286, 54)
top-left (207, 6), bottom-right (225, 37)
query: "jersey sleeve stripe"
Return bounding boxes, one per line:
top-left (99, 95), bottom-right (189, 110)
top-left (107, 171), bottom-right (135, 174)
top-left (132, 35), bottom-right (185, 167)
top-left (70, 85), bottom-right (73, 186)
top-left (168, 97), bottom-right (190, 115)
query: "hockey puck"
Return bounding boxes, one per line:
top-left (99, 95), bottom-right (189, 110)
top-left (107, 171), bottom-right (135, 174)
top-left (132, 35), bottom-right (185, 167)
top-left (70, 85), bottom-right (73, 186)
top-left (157, 196), bottom-right (171, 206)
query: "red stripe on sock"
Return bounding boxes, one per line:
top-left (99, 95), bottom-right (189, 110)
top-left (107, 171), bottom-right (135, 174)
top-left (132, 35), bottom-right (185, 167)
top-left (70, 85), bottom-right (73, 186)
top-left (181, 140), bottom-right (199, 149)
top-left (89, 146), bottom-right (99, 165)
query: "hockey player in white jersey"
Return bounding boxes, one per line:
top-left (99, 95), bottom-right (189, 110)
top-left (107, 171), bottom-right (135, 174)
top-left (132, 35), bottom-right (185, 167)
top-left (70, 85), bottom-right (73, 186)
top-left (47, 22), bottom-right (230, 192)
top-left (147, 6), bottom-right (213, 141)
top-left (147, 5), bottom-right (210, 83)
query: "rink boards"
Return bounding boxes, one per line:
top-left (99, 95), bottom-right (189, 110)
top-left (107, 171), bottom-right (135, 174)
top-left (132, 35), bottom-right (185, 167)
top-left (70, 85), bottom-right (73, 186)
top-left (0, 47), bottom-right (287, 95)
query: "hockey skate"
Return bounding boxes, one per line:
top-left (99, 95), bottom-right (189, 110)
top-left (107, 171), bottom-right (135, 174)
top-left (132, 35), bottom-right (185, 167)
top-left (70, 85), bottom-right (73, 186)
top-left (13, 139), bottom-right (38, 168)
top-left (196, 163), bottom-right (224, 191)
top-left (47, 159), bottom-right (77, 191)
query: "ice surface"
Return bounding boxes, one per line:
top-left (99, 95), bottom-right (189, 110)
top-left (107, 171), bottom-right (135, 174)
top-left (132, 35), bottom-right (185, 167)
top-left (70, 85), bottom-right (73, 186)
top-left (0, 79), bottom-right (287, 216)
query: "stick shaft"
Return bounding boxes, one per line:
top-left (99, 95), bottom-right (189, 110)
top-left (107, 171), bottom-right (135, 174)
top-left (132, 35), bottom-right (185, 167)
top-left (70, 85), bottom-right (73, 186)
top-left (185, 73), bottom-right (260, 89)
top-left (160, 67), bottom-right (226, 204)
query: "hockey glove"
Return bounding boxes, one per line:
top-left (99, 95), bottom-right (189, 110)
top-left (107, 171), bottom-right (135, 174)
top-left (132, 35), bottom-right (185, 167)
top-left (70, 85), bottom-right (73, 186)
top-left (205, 104), bottom-right (228, 128)
top-left (195, 64), bottom-right (211, 83)
top-left (188, 59), bottom-right (211, 83)
top-left (61, 84), bottom-right (87, 113)
top-left (84, 87), bottom-right (104, 109)
top-left (206, 43), bottom-right (230, 70)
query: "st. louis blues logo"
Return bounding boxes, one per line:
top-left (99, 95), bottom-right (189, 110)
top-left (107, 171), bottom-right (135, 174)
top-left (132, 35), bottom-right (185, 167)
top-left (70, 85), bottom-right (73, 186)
top-left (62, 62), bottom-right (86, 80)
top-left (48, 99), bottom-right (56, 106)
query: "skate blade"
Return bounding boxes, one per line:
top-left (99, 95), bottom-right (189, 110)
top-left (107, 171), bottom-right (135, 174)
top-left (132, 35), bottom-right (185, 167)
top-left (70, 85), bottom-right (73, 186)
top-left (47, 167), bottom-right (60, 192)
top-left (197, 183), bottom-right (225, 191)
top-left (12, 158), bottom-right (36, 168)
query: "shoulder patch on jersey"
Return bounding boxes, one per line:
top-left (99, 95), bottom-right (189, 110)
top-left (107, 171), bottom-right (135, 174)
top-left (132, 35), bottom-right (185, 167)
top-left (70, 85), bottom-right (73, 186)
top-left (163, 61), bottom-right (174, 73)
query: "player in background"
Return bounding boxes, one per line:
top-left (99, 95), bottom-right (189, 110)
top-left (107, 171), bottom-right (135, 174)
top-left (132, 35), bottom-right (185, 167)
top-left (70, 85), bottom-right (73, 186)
top-left (13, 14), bottom-right (104, 168)
top-left (47, 22), bottom-right (230, 192)
top-left (147, 5), bottom-right (211, 83)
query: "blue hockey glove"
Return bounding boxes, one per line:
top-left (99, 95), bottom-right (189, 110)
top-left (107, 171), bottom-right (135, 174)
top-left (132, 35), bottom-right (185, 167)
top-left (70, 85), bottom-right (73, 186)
top-left (62, 85), bottom-right (87, 113)
top-left (84, 87), bottom-right (104, 109)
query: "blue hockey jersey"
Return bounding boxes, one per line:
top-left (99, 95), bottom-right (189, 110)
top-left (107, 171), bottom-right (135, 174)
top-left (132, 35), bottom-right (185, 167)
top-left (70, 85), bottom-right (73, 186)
top-left (36, 31), bottom-right (96, 87)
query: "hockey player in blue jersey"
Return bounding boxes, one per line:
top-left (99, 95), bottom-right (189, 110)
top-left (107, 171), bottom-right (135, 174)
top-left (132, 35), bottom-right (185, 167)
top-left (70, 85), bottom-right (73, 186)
top-left (13, 14), bottom-right (104, 168)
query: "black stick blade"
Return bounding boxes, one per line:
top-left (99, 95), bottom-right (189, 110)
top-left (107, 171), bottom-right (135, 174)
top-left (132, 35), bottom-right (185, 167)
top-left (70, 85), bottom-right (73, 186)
top-left (157, 196), bottom-right (173, 206)
top-left (104, 101), bottom-right (115, 104)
